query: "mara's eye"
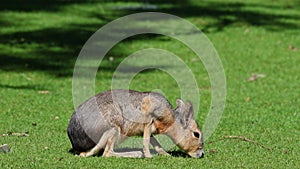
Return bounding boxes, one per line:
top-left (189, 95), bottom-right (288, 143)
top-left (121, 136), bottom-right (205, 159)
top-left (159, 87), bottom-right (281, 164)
top-left (193, 132), bottom-right (200, 138)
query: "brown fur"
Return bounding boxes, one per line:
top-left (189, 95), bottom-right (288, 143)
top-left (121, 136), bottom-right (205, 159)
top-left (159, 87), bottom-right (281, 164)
top-left (141, 96), bottom-right (152, 114)
top-left (153, 109), bottom-right (175, 134)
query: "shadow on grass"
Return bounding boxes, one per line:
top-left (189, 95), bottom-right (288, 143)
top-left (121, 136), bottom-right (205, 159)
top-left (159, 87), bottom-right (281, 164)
top-left (167, 150), bottom-right (190, 158)
top-left (68, 147), bottom-right (190, 158)
top-left (0, 26), bottom-right (93, 77)
top-left (115, 1), bottom-right (300, 32)
top-left (0, 84), bottom-right (47, 90)
top-left (0, 0), bottom-right (96, 12)
top-left (0, 0), bottom-right (299, 78)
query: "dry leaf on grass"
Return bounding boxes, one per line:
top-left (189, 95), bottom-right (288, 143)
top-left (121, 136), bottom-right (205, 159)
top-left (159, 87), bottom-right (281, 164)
top-left (247, 73), bottom-right (266, 82)
top-left (288, 45), bottom-right (298, 51)
top-left (38, 90), bottom-right (50, 94)
top-left (1, 132), bottom-right (29, 137)
top-left (0, 144), bottom-right (11, 153)
top-left (108, 56), bottom-right (114, 62)
top-left (209, 148), bottom-right (217, 154)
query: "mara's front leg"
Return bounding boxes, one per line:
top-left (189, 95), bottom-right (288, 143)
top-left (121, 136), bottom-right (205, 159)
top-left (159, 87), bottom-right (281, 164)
top-left (150, 135), bottom-right (170, 156)
top-left (143, 121), bottom-right (153, 158)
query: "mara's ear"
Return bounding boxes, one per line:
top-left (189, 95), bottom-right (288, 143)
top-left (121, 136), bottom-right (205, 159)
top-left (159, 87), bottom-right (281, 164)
top-left (175, 99), bottom-right (185, 113)
top-left (183, 101), bottom-right (194, 128)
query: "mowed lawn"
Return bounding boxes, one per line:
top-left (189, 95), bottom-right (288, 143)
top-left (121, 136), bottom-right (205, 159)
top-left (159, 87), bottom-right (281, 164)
top-left (0, 0), bottom-right (299, 168)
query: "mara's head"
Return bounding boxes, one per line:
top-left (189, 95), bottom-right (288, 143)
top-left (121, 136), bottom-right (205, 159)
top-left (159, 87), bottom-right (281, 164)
top-left (170, 99), bottom-right (204, 158)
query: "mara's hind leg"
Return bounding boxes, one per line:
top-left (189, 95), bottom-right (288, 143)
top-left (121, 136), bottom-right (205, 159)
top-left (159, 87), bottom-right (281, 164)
top-left (79, 128), bottom-right (116, 157)
top-left (102, 128), bottom-right (143, 158)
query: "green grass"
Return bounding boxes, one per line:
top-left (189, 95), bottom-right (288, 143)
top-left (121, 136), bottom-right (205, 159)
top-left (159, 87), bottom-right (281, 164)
top-left (1, 0), bottom-right (299, 168)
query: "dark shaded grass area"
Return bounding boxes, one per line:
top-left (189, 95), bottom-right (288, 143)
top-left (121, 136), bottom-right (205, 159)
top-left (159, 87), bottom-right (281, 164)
top-left (1, 0), bottom-right (299, 77)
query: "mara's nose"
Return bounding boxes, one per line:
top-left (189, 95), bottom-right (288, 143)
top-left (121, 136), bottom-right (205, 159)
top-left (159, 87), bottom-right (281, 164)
top-left (197, 150), bottom-right (205, 158)
top-left (189, 149), bottom-right (205, 158)
top-left (197, 152), bottom-right (204, 158)
top-left (199, 153), bottom-right (204, 158)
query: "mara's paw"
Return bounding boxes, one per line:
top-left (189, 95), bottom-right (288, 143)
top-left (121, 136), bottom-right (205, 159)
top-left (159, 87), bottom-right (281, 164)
top-left (161, 152), bottom-right (171, 156)
top-left (143, 152), bottom-right (153, 158)
top-left (135, 151), bottom-right (144, 158)
top-left (79, 152), bottom-right (88, 157)
top-left (126, 151), bottom-right (144, 158)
